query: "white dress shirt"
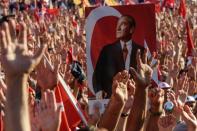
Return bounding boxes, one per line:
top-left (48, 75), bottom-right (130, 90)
top-left (120, 40), bottom-right (132, 71)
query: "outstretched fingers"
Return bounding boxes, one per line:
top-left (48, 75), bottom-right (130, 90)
top-left (8, 19), bottom-right (17, 43)
top-left (2, 22), bottom-right (11, 45)
top-left (18, 21), bottom-right (28, 50)
top-left (142, 48), bottom-right (148, 64)
top-left (32, 44), bottom-right (47, 69)
top-left (0, 30), bottom-right (7, 53)
top-left (136, 50), bottom-right (142, 72)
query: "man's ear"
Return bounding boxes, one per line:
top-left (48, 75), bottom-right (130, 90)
top-left (129, 27), bottom-right (135, 34)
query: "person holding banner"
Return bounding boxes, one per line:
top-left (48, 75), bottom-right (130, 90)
top-left (93, 15), bottom-right (144, 98)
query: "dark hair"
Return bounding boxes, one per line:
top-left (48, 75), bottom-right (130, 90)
top-left (121, 15), bottom-right (136, 28)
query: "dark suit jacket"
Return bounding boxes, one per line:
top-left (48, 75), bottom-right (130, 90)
top-left (93, 40), bottom-right (144, 98)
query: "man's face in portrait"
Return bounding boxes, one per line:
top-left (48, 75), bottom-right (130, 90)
top-left (116, 16), bottom-right (134, 41)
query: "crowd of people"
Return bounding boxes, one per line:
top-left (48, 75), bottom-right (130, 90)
top-left (0, 0), bottom-right (197, 131)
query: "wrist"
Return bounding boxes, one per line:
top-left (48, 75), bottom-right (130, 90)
top-left (6, 75), bottom-right (28, 89)
top-left (149, 106), bottom-right (163, 116)
top-left (6, 73), bottom-right (28, 80)
top-left (112, 98), bottom-right (126, 106)
top-left (111, 95), bottom-right (127, 106)
top-left (150, 103), bottom-right (163, 111)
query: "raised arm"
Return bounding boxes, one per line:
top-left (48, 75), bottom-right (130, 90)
top-left (98, 70), bottom-right (129, 131)
top-left (126, 49), bottom-right (153, 131)
top-left (0, 19), bottom-right (46, 131)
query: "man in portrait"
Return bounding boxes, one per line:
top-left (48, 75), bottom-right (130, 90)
top-left (93, 15), bottom-right (144, 98)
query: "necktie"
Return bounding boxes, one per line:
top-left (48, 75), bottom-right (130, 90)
top-left (123, 43), bottom-right (128, 63)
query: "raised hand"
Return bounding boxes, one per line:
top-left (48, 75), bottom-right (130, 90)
top-left (0, 19), bottom-right (46, 131)
top-left (167, 59), bottom-right (179, 78)
top-left (181, 105), bottom-right (197, 131)
top-left (187, 66), bottom-right (196, 82)
top-left (112, 70), bottom-right (129, 104)
top-left (158, 114), bottom-right (176, 131)
top-left (188, 81), bottom-right (196, 96)
top-left (123, 79), bottom-right (135, 112)
top-left (0, 0), bottom-right (9, 15)
top-left (175, 74), bottom-right (189, 103)
top-left (0, 20), bottom-right (47, 77)
top-left (167, 91), bottom-right (182, 118)
top-left (33, 91), bottom-right (62, 131)
top-left (36, 54), bottom-right (60, 90)
top-left (98, 70), bottom-right (129, 131)
top-left (148, 88), bottom-right (165, 113)
top-left (127, 49), bottom-right (152, 131)
top-left (130, 50), bottom-right (153, 88)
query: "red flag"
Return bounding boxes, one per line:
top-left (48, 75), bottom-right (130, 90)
top-left (66, 48), bottom-right (73, 64)
top-left (144, 0), bottom-right (160, 13)
top-left (46, 8), bottom-right (59, 16)
top-left (186, 21), bottom-right (194, 56)
top-left (57, 84), bottom-right (81, 129)
top-left (72, 18), bottom-right (78, 28)
top-left (161, 0), bottom-right (174, 9)
top-left (179, 0), bottom-right (186, 19)
top-left (145, 0), bottom-right (159, 3)
top-left (55, 87), bottom-right (71, 131)
top-left (124, 0), bottom-right (136, 5)
top-left (155, 2), bottom-right (161, 13)
top-left (34, 10), bottom-right (40, 22)
top-left (55, 77), bottom-right (88, 130)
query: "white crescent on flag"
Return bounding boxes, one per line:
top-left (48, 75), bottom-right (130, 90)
top-left (85, 6), bottom-right (122, 95)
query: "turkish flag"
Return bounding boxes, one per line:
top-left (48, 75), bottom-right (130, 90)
top-left (55, 82), bottom-right (86, 130)
top-left (55, 87), bottom-right (71, 131)
top-left (186, 21), bottom-right (194, 56)
top-left (179, 0), bottom-right (186, 19)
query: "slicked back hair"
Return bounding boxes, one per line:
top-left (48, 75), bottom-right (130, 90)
top-left (121, 15), bottom-right (136, 29)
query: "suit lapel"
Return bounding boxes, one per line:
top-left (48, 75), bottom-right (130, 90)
top-left (114, 41), bottom-right (125, 70)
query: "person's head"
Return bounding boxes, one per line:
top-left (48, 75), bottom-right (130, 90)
top-left (158, 82), bottom-right (171, 103)
top-left (116, 15), bottom-right (136, 42)
top-left (179, 57), bottom-right (185, 70)
top-left (185, 96), bottom-right (196, 110)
